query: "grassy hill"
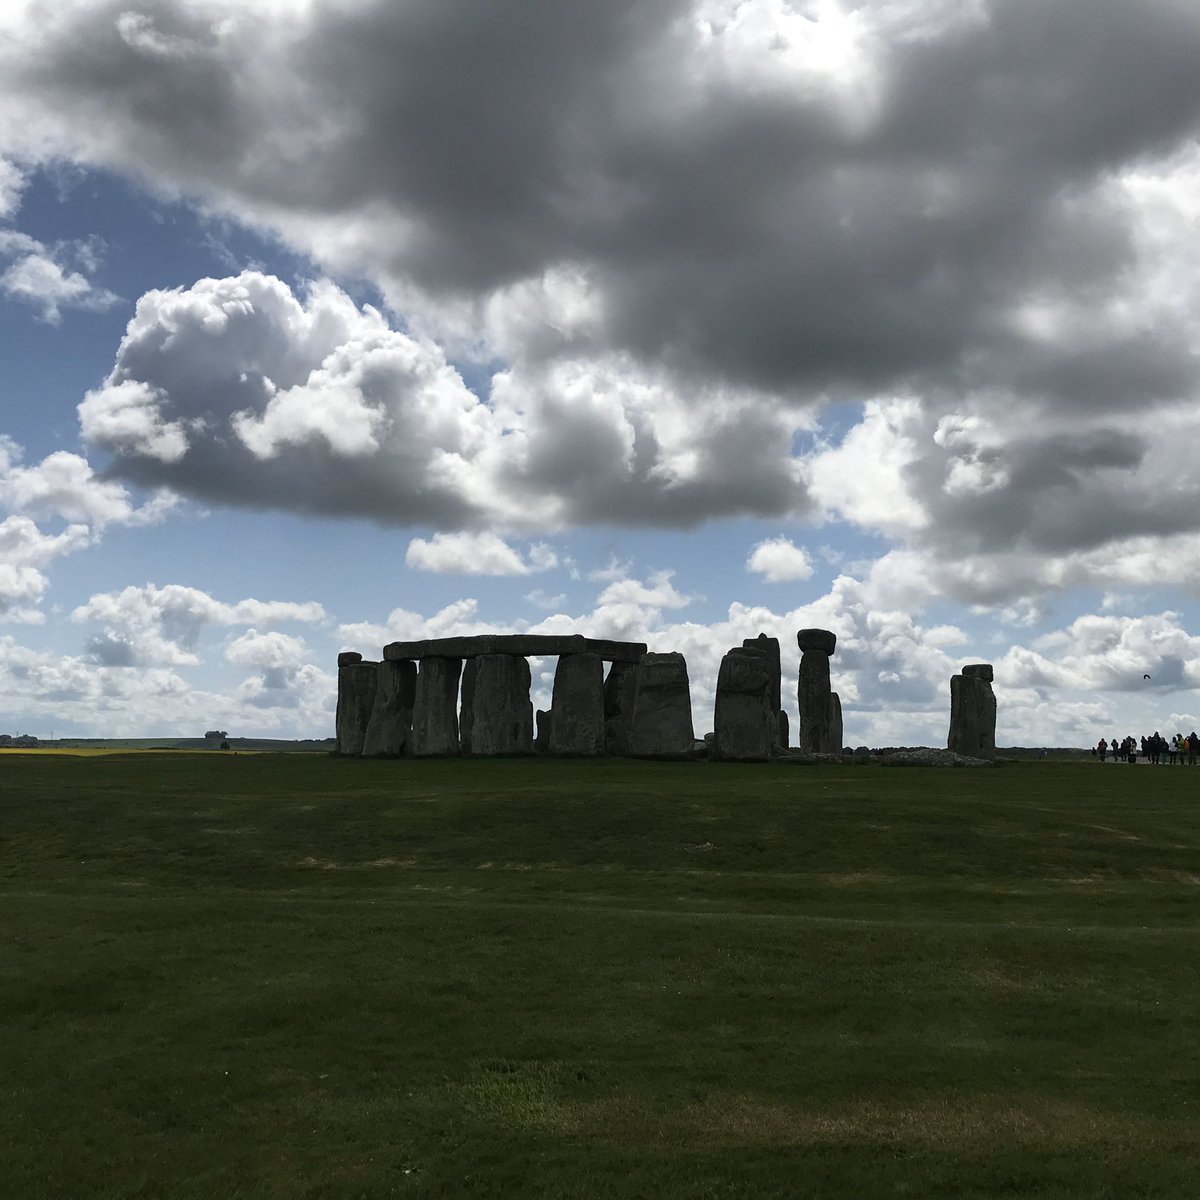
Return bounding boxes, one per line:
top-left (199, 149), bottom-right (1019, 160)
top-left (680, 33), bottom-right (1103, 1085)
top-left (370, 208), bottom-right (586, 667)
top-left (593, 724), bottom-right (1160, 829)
top-left (1, 753), bottom-right (1197, 1198)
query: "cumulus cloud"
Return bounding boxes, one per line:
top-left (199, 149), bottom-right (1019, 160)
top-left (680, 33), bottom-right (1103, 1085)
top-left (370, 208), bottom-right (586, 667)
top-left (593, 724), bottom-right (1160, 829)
top-left (1, 1), bottom-right (1200, 603)
top-left (72, 583), bottom-right (326, 667)
top-left (77, 271), bottom-right (812, 528)
top-left (0, 158), bottom-right (26, 219)
top-left (405, 532), bottom-right (558, 576)
top-left (0, 228), bottom-right (119, 322)
top-left (0, 437), bottom-right (176, 622)
top-left (0, 633), bottom-right (336, 737)
top-left (746, 537), bottom-right (815, 583)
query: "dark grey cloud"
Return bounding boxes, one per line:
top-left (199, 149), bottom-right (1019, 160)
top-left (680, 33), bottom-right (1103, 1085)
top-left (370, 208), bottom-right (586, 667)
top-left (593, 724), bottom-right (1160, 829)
top-left (5, 0), bottom-right (1200, 557)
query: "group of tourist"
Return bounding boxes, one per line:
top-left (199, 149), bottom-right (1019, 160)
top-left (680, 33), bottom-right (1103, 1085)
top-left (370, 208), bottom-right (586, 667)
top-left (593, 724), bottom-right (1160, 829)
top-left (1096, 732), bottom-right (1199, 765)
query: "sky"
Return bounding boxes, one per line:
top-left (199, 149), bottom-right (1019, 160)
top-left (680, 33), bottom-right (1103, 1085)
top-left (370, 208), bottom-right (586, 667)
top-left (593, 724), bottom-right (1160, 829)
top-left (1, 0), bottom-right (1200, 746)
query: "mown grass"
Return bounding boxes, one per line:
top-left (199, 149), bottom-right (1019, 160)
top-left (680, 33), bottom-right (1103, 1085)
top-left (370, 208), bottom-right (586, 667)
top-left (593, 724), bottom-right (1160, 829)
top-left (2, 752), bottom-right (1198, 1198)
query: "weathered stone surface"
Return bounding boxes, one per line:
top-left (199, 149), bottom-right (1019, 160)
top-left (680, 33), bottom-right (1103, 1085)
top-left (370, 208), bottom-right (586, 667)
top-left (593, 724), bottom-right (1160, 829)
top-left (741, 634), bottom-right (782, 715)
top-left (827, 692), bottom-right (843, 758)
top-left (548, 653), bottom-right (605, 756)
top-left (410, 656), bottom-right (462, 756)
top-left (535, 709), bottom-right (552, 753)
top-left (459, 654), bottom-right (533, 756)
top-left (882, 747), bottom-right (997, 768)
top-left (797, 628), bottom-right (837, 656)
top-left (336, 660), bottom-right (379, 756)
top-left (603, 660), bottom-right (639, 756)
top-left (796, 628), bottom-right (840, 753)
top-left (777, 711), bottom-right (790, 751)
top-left (629, 652), bottom-right (695, 759)
top-left (337, 651), bottom-right (363, 667)
top-left (713, 647), bottom-right (775, 761)
top-left (362, 659), bottom-right (417, 758)
top-left (947, 667), bottom-right (997, 759)
top-left (797, 648), bottom-right (832, 753)
top-left (962, 663), bottom-right (994, 682)
top-left (384, 634), bottom-right (647, 663)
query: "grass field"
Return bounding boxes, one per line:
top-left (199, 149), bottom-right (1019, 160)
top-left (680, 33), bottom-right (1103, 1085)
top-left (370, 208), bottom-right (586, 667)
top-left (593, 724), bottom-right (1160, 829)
top-left (2, 752), bottom-right (1198, 1198)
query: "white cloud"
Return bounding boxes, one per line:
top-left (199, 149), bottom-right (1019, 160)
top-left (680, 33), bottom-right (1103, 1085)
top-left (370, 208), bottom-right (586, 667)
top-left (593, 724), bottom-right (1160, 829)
top-left (0, 157), bottom-right (25, 219)
top-left (0, 227), bottom-right (118, 323)
top-left (405, 532), bottom-right (558, 576)
top-left (746, 536), bottom-right (815, 583)
top-left (72, 583), bottom-right (326, 667)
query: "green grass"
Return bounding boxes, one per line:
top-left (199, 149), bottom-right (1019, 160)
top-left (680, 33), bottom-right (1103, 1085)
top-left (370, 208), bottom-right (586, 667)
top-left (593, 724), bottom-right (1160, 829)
top-left (2, 753), bottom-right (1198, 1198)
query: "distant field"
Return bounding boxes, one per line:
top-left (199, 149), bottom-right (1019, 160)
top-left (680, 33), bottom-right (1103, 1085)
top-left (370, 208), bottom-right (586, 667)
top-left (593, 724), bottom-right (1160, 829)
top-left (2, 753), bottom-right (1198, 1198)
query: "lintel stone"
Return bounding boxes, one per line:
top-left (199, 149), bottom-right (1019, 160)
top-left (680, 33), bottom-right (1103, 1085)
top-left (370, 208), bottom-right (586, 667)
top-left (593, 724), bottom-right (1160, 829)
top-left (383, 634), bottom-right (647, 663)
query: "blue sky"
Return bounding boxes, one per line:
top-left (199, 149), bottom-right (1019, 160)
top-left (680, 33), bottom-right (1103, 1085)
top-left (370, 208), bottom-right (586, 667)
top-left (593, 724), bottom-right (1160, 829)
top-left (2, 0), bottom-right (1200, 745)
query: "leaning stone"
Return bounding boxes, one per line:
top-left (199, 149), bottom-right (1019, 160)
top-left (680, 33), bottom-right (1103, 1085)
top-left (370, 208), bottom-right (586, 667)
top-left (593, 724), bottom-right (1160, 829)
top-left (362, 659), bottom-right (417, 758)
top-left (336, 658), bottom-right (379, 756)
top-left (460, 654), bottom-right (533, 756)
top-left (603, 660), bottom-right (639, 756)
top-left (410, 656), bottom-right (462, 756)
top-left (629, 652), bottom-right (695, 759)
top-left (548, 653), bottom-right (605, 756)
top-left (713, 647), bottom-right (775, 761)
top-left (797, 628), bottom-right (837, 656)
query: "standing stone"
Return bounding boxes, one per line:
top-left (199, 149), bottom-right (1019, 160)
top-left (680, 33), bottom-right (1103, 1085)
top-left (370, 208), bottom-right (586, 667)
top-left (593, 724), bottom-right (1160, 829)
top-left (827, 692), bottom-right (844, 756)
top-left (460, 654), bottom-right (533, 756)
top-left (629, 652), bottom-right (695, 759)
top-left (948, 664), bottom-right (996, 758)
top-left (743, 633), bottom-right (784, 748)
top-left (410, 656), bottom-right (462, 756)
top-left (777, 711), bottom-right (790, 751)
top-left (713, 646), bottom-right (775, 761)
top-left (362, 659), bottom-right (417, 758)
top-left (742, 634), bottom-right (782, 716)
top-left (336, 654), bottom-right (379, 757)
top-left (548, 653), bottom-right (605, 756)
top-left (535, 709), bottom-right (553, 753)
top-left (603, 660), bottom-right (638, 756)
top-left (797, 629), bottom-right (839, 754)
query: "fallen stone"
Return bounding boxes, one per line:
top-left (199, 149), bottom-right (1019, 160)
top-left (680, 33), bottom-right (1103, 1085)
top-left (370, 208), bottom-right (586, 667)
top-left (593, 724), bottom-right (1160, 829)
top-left (410, 656), bottom-right (462, 756)
top-left (548, 653), bottom-right (605, 756)
top-left (882, 747), bottom-right (997, 767)
top-left (460, 654), bottom-right (533, 756)
top-left (362, 659), bottom-right (417, 758)
top-left (629, 652), bottom-right (695, 759)
top-left (336, 659), bottom-right (379, 756)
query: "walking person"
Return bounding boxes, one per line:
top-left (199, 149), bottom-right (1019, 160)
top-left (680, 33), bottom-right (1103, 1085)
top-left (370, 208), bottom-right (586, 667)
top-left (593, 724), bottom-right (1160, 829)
top-left (1098, 737), bottom-right (1108, 762)
top-left (1189, 732), bottom-right (1199, 766)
